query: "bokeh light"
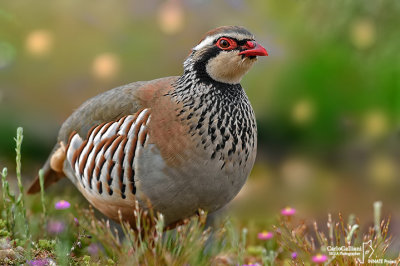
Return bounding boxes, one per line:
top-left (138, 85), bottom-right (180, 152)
top-left (350, 18), bottom-right (376, 50)
top-left (291, 99), bottom-right (314, 125)
top-left (369, 155), bottom-right (396, 186)
top-left (363, 110), bottom-right (388, 139)
top-left (157, 0), bottom-right (184, 35)
top-left (92, 53), bottom-right (120, 80)
top-left (25, 29), bottom-right (53, 56)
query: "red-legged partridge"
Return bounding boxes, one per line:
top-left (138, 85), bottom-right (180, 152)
top-left (28, 26), bottom-right (268, 227)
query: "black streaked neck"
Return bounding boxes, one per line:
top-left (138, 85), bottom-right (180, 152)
top-left (168, 56), bottom-right (257, 165)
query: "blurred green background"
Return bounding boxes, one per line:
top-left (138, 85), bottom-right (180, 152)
top-left (1, 0), bottom-right (400, 250)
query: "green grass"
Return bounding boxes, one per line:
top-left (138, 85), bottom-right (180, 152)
top-left (0, 127), bottom-right (399, 265)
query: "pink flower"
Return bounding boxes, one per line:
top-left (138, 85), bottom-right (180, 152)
top-left (27, 259), bottom-right (49, 266)
top-left (312, 254), bottom-right (328, 263)
top-left (55, 200), bottom-right (70, 210)
top-left (47, 220), bottom-right (65, 234)
top-left (87, 243), bottom-right (101, 256)
top-left (281, 207), bottom-right (296, 216)
top-left (291, 252), bottom-right (297, 259)
top-left (73, 217), bottom-right (79, 226)
top-left (257, 231), bottom-right (273, 240)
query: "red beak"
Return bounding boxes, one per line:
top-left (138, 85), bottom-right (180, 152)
top-left (239, 41), bottom-right (268, 57)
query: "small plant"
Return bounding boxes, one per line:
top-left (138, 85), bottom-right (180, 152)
top-left (1, 128), bottom-right (32, 260)
top-left (274, 205), bottom-right (398, 264)
top-left (38, 169), bottom-right (47, 221)
top-left (72, 204), bottom-right (217, 265)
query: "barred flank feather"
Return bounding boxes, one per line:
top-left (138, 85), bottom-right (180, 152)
top-left (66, 109), bottom-right (151, 199)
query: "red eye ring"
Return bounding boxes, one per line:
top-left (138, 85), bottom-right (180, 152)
top-left (216, 37), bottom-right (237, 50)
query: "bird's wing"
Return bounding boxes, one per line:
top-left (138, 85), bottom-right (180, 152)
top-left (27, 76), bottom-right (178, 194)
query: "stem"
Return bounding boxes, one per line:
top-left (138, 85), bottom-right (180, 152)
top-left (1, 167), bottom-right (11, 231)
top-left (39, 169), bottom-right (47, 222)
top-left (14, 127), bottom-right (31, 241)
top-left (15, 127), bottom-right (24, 204)
top-left (1, 168), bottom-right (8, 211)
top-left (373, 201), bottom-right (382, 238)
top-left (346, 224), bottom-right (359, 244)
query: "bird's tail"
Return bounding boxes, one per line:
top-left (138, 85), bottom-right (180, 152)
top-left (27, 143), bottom-right (66, 194)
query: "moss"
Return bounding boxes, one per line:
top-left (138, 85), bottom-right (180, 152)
top-left (38, 239), bottom-right (56, 251)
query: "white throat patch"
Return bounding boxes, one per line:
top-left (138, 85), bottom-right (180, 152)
top-left (205, 51), bottom-right (257, 84)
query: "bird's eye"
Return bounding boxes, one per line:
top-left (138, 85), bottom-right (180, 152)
top-left (219, 39), bottom-right (229, 48)
top-left (216, 38), bottom-right (237, 50)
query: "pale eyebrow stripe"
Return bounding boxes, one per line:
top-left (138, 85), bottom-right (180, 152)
top-left (193, 36), bottom-right (216, 51)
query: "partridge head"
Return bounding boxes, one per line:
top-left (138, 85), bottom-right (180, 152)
top-left (186, 26), bottom-right (268, 84)
top-left (27, 26), bottom-right (268, 227)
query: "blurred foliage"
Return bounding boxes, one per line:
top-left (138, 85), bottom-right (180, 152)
top-left (256, 0), bottom-right (400, 154)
